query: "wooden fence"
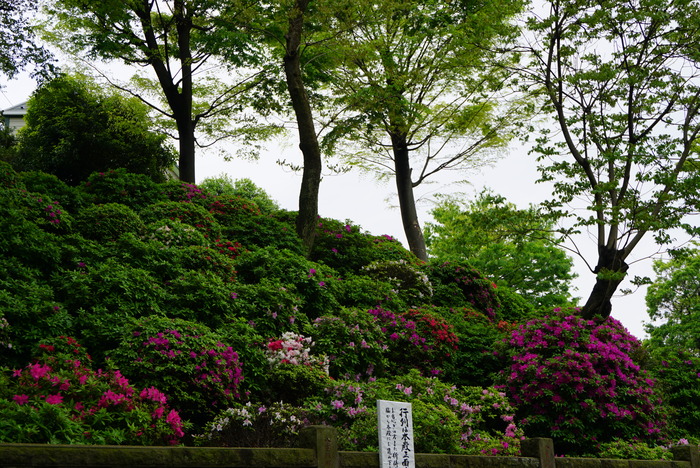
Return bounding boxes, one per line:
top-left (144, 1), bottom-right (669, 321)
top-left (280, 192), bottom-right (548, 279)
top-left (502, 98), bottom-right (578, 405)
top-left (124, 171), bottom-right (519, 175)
top-left (1, 426), bottom-right (698, 468)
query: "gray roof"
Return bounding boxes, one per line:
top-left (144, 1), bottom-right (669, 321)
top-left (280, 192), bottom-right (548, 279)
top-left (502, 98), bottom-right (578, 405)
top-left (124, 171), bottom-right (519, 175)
top-left (2, 101), bottom-right (28, 117)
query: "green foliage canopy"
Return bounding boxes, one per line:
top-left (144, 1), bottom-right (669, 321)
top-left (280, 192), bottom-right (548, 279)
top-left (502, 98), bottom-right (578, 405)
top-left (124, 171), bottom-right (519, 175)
top-left (13, 75), bottom-right (176, 184)
top-left (645, 243), bottom-right (700, 353)
top-left (0, 0), bottom-right (54, 80)
top-left (426, 191), bottom-right (576, 309)
top-left (322, 0), bottom-right (527, 260)
top-left (43, 0), bottom-right (276, 182)
top-left (523, 0), bottom-right (700, 318)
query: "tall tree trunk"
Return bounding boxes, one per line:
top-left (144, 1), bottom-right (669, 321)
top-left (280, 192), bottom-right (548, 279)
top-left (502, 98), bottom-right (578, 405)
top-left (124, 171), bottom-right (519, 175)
top-left (139, 0), bottom-right (197, 183)
top-left (175, 0), bottom-right (195, 183)
top-left (177, 117), bottom-right (196, 183)
top-left (284, 0), bottom-right (322, 255)
top-left (580, 245), bottom-right (629, 320)
top-left (391, 132), bottom-right (428, 261)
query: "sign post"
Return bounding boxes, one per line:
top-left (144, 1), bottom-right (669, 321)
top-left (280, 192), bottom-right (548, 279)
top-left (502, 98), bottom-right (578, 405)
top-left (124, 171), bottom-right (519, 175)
top-left (377, 400), bottom-right (415, 468)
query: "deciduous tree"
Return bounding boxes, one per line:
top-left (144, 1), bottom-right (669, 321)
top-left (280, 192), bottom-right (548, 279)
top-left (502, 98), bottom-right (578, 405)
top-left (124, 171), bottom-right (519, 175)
top-left (14, 74), bottom-right (176, 184)
top-left (425, 191), bottom-right (576, 309)
top-left (645, 243), bottom-right (700, 353)
top-left (523, 0), bottom-right (700, 319)
top-left (44, 0), bottom-right (272, 183)
top-left (323, 0), bottom-right (525, 261)
top-left (0, 0), bottom-right (54, 80)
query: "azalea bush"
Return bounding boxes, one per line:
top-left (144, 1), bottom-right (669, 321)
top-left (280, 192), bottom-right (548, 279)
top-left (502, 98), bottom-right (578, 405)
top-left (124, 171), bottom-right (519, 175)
top-left (427, 261), bottom-right (502, 319)
top-left (310, 370), bottom-right (522, 455)
top-left (140, 200), bottom-right (221, 239)
top-left (234, 247), bottom-right (340, 318)
top-left (362, 259), bottom-right (433, 305)
top-left (226, 278), bottom-right (307, 337)
top-left (81, 169), bottom-right (164, 210)
top-left (435, 307), bottom-right (511, 387)
top-left (159, 180), bottom-right (208, 204)
top-left (310, 308), bottom-right (389, 380)
top-left (310, 218), bottom-right (416, 276)
top-left (0, 336), bottom-right (185, 445)
top-left (75, 202), bottom-right (145, 242)
top-left (108, 317), bottom-right (243, 429)
top-left (368, 307), bottom-right (459, 376)
top-left (198, 401), bottom-right (315, 447)
top-left (19, 171), bottom-right (87, 212)
top-left (500, 313), bottom-right (668, 454)
top-left (263, 332), bottom-right (331, 404)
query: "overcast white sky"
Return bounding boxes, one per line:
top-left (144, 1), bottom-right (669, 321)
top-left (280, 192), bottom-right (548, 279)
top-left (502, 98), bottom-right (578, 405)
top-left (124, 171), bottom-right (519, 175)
top-left (1, 57), bottom-right (669, 340)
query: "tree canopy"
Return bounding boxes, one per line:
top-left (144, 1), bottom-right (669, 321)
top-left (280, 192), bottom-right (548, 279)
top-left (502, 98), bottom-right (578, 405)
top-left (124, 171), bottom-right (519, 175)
top-left (321, 0), bottom-right (526, 261)
top-left (13, 74), bottom-right (176, 184)
top-left (0, 0), bottom-right (54, 80)
top-left (645, 243), bottom-right (700, 353)
top-left (425, 191), bottom-right (576, 309)
top-left (522, 0), bottom-right (700, 319)
top-left (43, 0), bottom-right (276, 183)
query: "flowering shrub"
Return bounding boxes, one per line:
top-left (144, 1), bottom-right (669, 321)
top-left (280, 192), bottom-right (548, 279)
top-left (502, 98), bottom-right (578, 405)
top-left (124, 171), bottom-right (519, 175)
top-left (54, 258), bottom-right (167, 358)
top-left (309, 370), bottom-right (522, 455)
top-left (500, 314), bottom-right (667, 454)
top-left (159, 180), bottom-right (208, 204)
top-left (234, 247), bottom-right (339, 318)
top-left (310, 218), bottom-right (417, 276)
top-left (427, 261), bottom-right (501, 319)
top-left (214, 239), bottom-right (244, 261)
top-left (75, 203), bottom-right (145, 241)
top-left (20, 171), bottom-right (85, 213)
top-left (438, 307), bottom-right (512, 387)
top-left (0, 160), bottom-right (23, 188)
top-left (198, 401), bottom-right (315, 447)
top-left (368, 307), bottom-right (458, 376)
top-left (0, 336), bottom-right (185, 445)
top-left (82, 169), bottom-right (165, 210)
top-left (109, 317), bottom-right (243, 429)
top-left (145, 219), bottom-right (208, 247)
top-left (263, 332), bottom-right (331, 404)
top-left (208, 195), bottom-right (263, 221)
top-left (331, 274), bottom-right (402, 310)
top-left (265, 332), bottom-right (326, 369)
top-left (362, 259), bottom-right (433, 305)
top-left (140, 201), bottom-right (222, 239)
top-left (311, 308), bottom-right (389, 379)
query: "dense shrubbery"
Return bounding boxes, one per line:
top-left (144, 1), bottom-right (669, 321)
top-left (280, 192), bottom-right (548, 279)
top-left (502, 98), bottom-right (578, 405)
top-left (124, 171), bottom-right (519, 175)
top-left (499, 313), bottom-right (667, 455)
top-left (0, 336), bottom-right (185, 445)
top-left (0, 163), bottom-right (693, 457)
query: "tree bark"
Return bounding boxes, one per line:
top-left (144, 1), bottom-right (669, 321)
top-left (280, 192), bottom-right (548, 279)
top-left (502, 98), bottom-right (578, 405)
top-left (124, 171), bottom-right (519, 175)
top-left (176, 117), bottom-right (196, 183)
top-left (580, 245), bottom-right (629, 320)
top-left (391, 132), bottom-right (428, 262)
top-left (137, 0), bottom-right (196, 183)
top-left (284, 0), bottom-right (322, 255)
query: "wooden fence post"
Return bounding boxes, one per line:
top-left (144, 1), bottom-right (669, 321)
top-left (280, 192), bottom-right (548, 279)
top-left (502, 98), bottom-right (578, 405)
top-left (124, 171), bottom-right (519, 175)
top-left (300, 425), bottom-right (339, 468)
top-left (671, 444), bottom-right (700, 468)
top-left (521, 438), bottom-right (555, 468)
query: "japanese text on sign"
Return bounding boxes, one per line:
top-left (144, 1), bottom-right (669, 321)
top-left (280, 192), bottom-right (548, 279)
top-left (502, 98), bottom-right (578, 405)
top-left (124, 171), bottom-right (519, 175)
top-left (377, 400), bottom-right (415, 468)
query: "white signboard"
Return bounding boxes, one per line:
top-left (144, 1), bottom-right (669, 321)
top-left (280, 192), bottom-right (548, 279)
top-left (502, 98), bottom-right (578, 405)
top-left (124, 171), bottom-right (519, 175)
top-left (377, 400), bottom-right (415, 468)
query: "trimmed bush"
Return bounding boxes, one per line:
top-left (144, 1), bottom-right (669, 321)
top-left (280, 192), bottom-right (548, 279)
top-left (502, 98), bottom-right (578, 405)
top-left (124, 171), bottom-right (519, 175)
top-left (109, 317), bottom-right (243, 429)
top-left (140, 201), bottom-right (221, 239)
top-left (500, 313), bottom-right (667, 454)
top-left (0, 336), bottom-right (185, 445)
top-left (75, 203), bottom-right (144, 241)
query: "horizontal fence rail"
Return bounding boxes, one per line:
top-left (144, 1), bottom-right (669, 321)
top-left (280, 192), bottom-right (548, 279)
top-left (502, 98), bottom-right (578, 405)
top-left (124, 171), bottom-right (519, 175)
top-left (1, 426), bottom-right (698, 468)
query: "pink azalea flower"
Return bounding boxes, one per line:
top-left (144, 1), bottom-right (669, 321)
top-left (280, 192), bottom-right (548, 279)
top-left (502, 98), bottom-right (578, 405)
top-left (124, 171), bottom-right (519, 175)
top-left (45, 394), bottom-right (63, 405)
top-left (13, 394), bottom-right (29, 405)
